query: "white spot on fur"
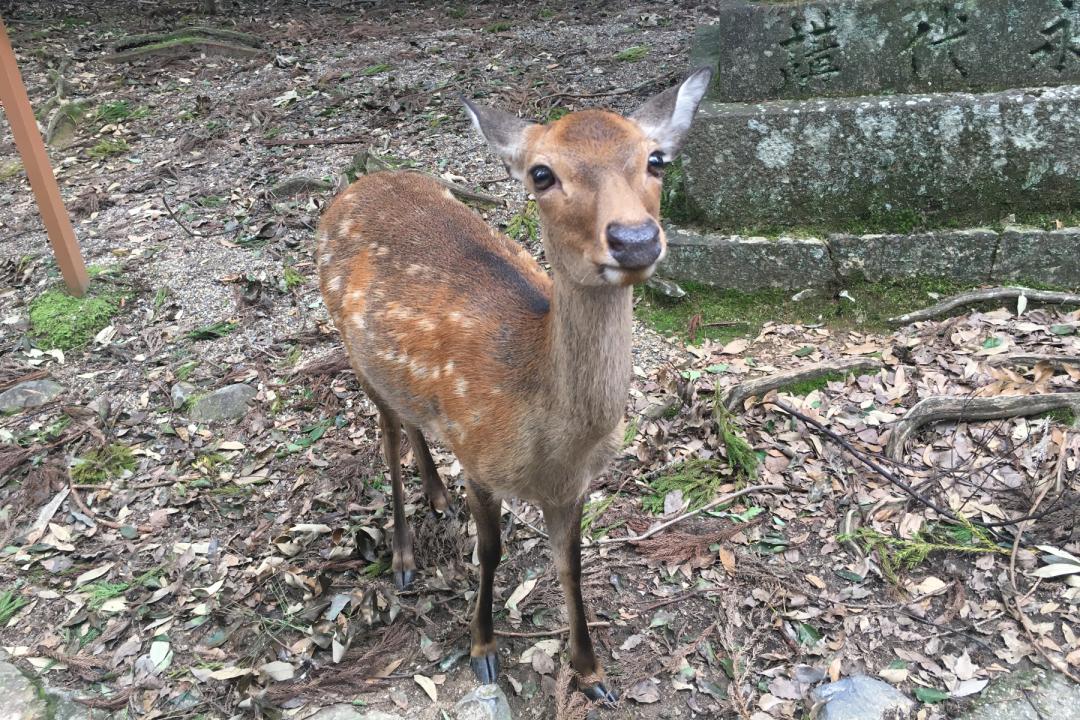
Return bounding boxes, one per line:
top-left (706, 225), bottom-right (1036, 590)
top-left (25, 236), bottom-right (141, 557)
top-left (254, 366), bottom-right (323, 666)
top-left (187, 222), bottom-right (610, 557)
top-left (350, 312), bottom-right (366, 330)
top-left (443, 188), bottom-right (455, 200)
top-left (339, 218), bottom-right (356, 235)
top-left (443, 361), bottom-right (455, 375)
top-left (455, 377), bottom-right (469, 396)
top-left (417, 318), bottom-right (436, 332)
top-left (327, 275), bottom-right (344, 293)
top-left (376, 246), bottom-right (389, 257)
top-left (319, 251), bottom-right (334, 267)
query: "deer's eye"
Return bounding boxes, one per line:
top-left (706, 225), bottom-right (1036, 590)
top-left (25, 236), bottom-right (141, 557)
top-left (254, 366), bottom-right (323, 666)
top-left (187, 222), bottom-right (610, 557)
top-left (647, 151), bottom-right (666, 176)
top-left (529, 165), bottom-right (556, 191)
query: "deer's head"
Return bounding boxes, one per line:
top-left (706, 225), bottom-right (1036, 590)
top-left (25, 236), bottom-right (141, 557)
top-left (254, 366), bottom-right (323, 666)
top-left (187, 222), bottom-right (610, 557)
top-left (464, 67), bottom-right (712, 287)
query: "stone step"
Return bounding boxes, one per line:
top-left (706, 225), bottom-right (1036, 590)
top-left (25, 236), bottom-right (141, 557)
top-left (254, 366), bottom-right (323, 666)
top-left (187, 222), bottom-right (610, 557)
top-left (680, 85), bottom-right (1080, 231)
top-left (659, 224), bottom-right (1080, 291)
top-left (693, 0), bottom-right (1080, 103)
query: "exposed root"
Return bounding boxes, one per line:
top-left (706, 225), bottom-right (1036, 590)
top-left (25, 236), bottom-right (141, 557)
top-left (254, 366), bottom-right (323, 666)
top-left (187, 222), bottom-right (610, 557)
top-left (722, 357), bottom-right (881, 411)
top-left (985, 353), bottom-right (1080, 370)
top-left (886, 393), bottom-right (1080, 460)
top-left (105, 27), bottom-right (264, 63)
top-left (889, 286), bottom-right (1080, 325)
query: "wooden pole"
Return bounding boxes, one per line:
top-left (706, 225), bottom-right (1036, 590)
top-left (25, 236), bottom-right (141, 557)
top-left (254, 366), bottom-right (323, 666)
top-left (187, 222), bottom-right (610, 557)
top-left (0, 18), bottom-right (89, 297)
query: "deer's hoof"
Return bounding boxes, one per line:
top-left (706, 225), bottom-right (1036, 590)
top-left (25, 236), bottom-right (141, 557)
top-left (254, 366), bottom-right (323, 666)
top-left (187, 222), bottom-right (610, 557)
top-left (470, 651), bottom-right (500, 684)
top-left (582, 681), bottom-right (618, 706)
top-left (393, 568), bottom-right (415, 590)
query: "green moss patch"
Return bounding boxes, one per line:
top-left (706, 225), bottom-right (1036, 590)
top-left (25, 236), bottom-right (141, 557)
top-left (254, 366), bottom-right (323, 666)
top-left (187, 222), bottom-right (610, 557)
top-left (779, 372), bottom-right (847, 396)
top-left (71, 443), bottom-right (136, 484)
top-left (29, 288), bottom-right (122, 350)
top-left (636, 277), bottom-right (971, 343)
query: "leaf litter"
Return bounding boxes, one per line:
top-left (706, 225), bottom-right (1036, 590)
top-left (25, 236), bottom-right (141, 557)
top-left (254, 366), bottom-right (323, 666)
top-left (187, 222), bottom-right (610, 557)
top-left (0, 2), bottom-right (1078, 719)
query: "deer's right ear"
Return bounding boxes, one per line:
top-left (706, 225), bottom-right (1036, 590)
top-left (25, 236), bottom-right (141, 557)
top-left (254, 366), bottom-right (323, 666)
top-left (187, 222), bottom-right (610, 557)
top-left (462, 98), bottom-right (535, 180)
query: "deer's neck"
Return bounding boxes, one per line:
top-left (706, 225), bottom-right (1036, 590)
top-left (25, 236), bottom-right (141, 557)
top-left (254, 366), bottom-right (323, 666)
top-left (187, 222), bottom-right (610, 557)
top-left (547, 274), bottom-right (634, 434)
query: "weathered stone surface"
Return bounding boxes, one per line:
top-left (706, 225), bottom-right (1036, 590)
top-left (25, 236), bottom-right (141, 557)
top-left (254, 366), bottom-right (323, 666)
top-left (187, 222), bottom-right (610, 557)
top-left (0, 661), bottom-right (45, 720)
top-left (658, 226), bottom-right (1080, 290)
top-left (693, 0), bottom-right (1080, 103)
top-left (0, 379), bottom-right (65, 413)
top-left (187, 383), bottom-right (257, 422)
top-left (661, 226), bottom-right (833, 291)
top-left (455, 683), bottom-right (513, 720)
top-left (811, 675), bottom-right (914, 720)
top-left (829, 229), bottom-right (997, 283)
top-left (682, 86), bottom-right (1080, 231)
top-left (995, 228), bottom-right (1080, 287)
top-left (170, 381), bottom-right (196, 410)
top-left (960, 669), bottom-right (1080, 720)
top-left (305, 707), bottom-right (403, 720)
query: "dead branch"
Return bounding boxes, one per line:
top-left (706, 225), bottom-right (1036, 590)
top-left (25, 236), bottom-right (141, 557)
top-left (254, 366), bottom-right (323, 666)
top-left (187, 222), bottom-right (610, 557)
top-left (592, 484), bottom-right (785, 546)
top-left (986, 353), bottom-right (1080, 370)
top-left (886, 393), bottom-right (1080, 460)
top-left (889, 287), bottom-right (1080, 325)
top-left (722, 357), bottom-right (881, 411)
top-left (771, 400), bottom-right (1071, 528)
top-left (261, 135), bottom-right (370, 147)
top-left (495, 621), bottom-right (611, 638)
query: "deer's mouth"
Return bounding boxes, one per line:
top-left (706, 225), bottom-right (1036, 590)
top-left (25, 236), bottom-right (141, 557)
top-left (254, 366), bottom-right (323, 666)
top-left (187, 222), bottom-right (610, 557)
top-left (599, 262), bottom-right (658, 286)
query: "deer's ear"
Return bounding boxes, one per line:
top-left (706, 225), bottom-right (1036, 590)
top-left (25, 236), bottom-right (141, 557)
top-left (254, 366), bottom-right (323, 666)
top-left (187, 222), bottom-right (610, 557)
top-left (631, 66), bottom-right (712, 161)
top-left (462, 98), bottom-right (536, 180)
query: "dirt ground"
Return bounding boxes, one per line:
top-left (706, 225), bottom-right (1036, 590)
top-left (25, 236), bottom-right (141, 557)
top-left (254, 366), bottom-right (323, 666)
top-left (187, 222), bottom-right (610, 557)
top-left (1, 2), bottom-right (1078, 719)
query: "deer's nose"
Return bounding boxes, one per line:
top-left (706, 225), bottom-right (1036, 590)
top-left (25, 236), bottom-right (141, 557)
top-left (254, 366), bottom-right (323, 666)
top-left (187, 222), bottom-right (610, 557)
top-left (606, 221), bottom-right (661, 270)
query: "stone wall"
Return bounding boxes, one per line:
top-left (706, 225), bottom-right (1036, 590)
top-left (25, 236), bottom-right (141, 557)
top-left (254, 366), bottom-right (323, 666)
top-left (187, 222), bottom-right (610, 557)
top-left (672, 0), bottom-right (1080, 288)
top-left (694, 0), bottom-right (1080, 103)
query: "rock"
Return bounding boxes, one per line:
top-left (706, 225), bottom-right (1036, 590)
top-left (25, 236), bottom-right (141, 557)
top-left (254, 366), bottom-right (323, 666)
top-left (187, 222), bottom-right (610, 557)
top-left (0, 379), bottom-right (65, 413)
top-left (812, 675), bottom-right (914, 720)
top-left (829, 229), bottom-right (998, 284)
top-left (960, 669), bottom-right (1080, 720)
top-left (170, 381), bottom-right (196, 410)
top-left (692, 0), bottom-right (1080, 103)
top-left (186, 383), bottom-right (257, 422)
top-left (661, 226), bottom-right (833, 291)
top-left (305, 707), bottom-right (404, 720)
top-left (995, 229), bottom-right (1080, 288)
top-left (271, 175), bottom-right (334, 198)
top-left (455, 684), bottom-right (513, 720)
top-left (0, 661), bottom-right (45, 720)
top-left (682, 86), bottom-right (1080, 231)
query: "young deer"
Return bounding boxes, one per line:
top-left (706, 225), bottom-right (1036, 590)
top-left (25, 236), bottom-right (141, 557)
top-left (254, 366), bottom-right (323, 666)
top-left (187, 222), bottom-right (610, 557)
top-left (317, 68), bottom-right (711, 702)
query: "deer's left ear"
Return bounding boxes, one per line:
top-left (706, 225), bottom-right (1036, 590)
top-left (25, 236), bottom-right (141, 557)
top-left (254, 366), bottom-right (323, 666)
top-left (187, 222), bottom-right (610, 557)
top-left (462, 98), bottom-right (536, 181)
top-left (631, 66), bottom-right (712, 161)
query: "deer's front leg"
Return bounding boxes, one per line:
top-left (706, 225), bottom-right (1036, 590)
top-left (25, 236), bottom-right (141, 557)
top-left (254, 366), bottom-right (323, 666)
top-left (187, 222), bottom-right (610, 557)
top-left (466, 482), bottom-right (502, 684)
top-left (543, 499), bottom-right (617, 704)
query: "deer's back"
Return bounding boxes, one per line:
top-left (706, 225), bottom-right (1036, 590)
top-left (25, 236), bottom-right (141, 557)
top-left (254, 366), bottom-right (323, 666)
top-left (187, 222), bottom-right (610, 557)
top-left (317, 171), bottom-right (555, 484)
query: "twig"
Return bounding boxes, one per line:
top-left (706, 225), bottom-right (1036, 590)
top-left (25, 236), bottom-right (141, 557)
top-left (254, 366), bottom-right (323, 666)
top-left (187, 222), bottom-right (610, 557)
top-left (261, 135), bottom-right (369, 147)
top-left (885, 393), bottom-right (1080, 460)
top-left (889, 286), bottom-right (1080, 325)
top-left (771, 400), bottom-right (1067, 528)
top-left (495, 621), bottom-right (611, 638)
top-left (161, 195), bottom-right (233, 239)
top-left (535, 72), bottom-right (674, 106)
top-left (0, 368), bottom-right (49, 392)
top-left (68, 480), bottom-right (151, 533)
top-left (504, 502), bottom-right (548, 539)
top-left (592, 484), bottom-right (784, 546)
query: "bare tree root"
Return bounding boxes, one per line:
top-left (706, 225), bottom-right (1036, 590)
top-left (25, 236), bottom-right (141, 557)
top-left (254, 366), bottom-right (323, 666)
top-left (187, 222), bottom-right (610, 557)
top-left (360, 150), bottom-right (506, 206)
top-left (886, 393), bottom-right (1080, 460)
top-left (105, 27), bottom-right (264, 63)
top-left (986, 353), bottom-right (1080, 370)
top-left (889, 286), bottom-right (1080, 325)
top-left (722, 358), bottom-right (881, 412)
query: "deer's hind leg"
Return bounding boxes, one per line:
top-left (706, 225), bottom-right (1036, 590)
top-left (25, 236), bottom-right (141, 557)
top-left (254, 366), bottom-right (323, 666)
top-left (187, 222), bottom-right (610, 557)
top-left (404, 424), bottom-right (451, 513)
top-left (374, 404), bottom-right (417, 590)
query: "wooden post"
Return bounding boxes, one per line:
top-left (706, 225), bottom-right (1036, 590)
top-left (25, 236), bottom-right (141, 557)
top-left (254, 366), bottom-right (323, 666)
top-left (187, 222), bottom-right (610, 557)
top-left (0, 18), bottom-right (89, 297)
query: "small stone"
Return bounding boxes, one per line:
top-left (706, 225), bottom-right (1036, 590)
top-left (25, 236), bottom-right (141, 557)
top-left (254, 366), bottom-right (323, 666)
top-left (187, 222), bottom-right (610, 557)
top-left (170, 382), bottom-right (196, 410)
top-left (812, 675), bottom-right (914, 720)
top-left (305, 707), bottom-right (404, 720)
top-left (455, 684), bottom-right (513, 720)
top-left (0, 379), bottom-right (65, 413)
top-left (0, 661), bottom-right (45, 720)
top-left (187, 384), bottom-right (257, 422)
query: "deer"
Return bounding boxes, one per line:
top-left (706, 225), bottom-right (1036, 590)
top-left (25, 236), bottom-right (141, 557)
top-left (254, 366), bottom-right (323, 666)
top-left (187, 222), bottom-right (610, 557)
top-left (316, 67), bottom-right (712, 703)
